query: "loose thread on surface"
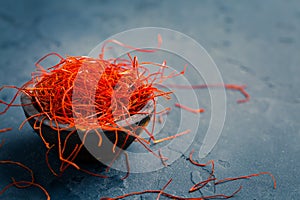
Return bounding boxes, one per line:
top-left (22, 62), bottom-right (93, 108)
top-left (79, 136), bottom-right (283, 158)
top-left (0, 160), bottom-right (50, 200)
top-left (215, 171), bottom-right (277, 189)
top-left (100, 182), bottom-right (242, 200)
top-left (174, 103), bottom-right (205, 114)
top-left (188, 149), bottom-right (276, 194)
top-left (0, 180), bottom-right (50, 200)
top-left (164, 83), bottom-right (250, 104)
top-left (156, 178), bottom-right (172, 200)
top-left (0, 160), bottom-right (35, 184)
top-left (158, 149), bottom-right (168, 167)
top-left (153, 129), bottom-right (191, 144)
top-left (189, 149), bottom-right (215, 192)
top-left (45, 144), bottom-right (59, 177)
top-left (121, 152), bottom-right (130, 180)
top-left (0, 128), bottom-right (12, 133)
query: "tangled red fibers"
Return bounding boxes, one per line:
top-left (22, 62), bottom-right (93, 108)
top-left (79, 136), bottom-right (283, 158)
top-left (27, 55), bottom-right (170, 128)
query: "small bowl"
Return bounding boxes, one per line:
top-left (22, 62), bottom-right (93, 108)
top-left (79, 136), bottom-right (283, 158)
top-left (20, 92), bottom-right (154, 163)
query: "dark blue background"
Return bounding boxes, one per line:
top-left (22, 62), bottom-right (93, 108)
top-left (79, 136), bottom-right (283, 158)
top-left (0, 0), bottom-right (299, 199)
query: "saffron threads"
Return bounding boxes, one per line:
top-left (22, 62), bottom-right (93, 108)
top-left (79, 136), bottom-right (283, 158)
top-left (0, 85), bottom-right (29, 115)
top-left (104, 149), bottom-right (276, 200)
top-left (165, 83), bottom-right (250, 104)
top-left (14, 51), bottom-right (181, 175)
top-left (0, 160), bottom-right (34, 184)
top-left (174, 103), bottom-right (205, 114)
top-left (153, 129), bottom-right (191, 144)
top-left (0, 36), bottom-right (276, 200)
top-left (0, 47), bottom-right (251, 175)
top-left (0, 128), bottom-right (12, 133)
top-left (121, 152), bottom-right (130, 180)
top-left (189, 149), bottom-right (215, 192)
top-left (0, 181), bottom-right (50, 200)
top-left (189, 150), bottom-right (215, 175)
top-left (158, 149), bottom-right (168, 167)
top-left (100, 179), bottom-right (242, 200)
top-left (0, 160), bottom-right (49, 200)
top-left (188, 149), bottom-right (276, 194)
top-left (215, 171), bottom-right (277, 189)
top-left (156, 178), bottom-right (172, 200)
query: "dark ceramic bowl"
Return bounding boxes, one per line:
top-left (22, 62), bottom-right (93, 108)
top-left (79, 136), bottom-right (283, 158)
top-left (20, 92), bottom-right (154, 163)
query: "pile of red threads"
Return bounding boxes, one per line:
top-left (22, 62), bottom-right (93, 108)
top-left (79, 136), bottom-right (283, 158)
top-left (27, 53), bottom-right (171, 128)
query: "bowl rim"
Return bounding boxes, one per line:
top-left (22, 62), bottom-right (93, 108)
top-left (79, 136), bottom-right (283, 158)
top-left (20, 91), bottom-right (154, 131)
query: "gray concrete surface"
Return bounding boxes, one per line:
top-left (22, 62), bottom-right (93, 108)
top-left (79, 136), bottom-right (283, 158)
top-left (0, 0), bottom-right (299, 199)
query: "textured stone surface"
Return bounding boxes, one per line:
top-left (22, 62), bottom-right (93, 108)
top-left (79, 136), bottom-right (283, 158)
top-left (0, 0), bottom-right (299, 199)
